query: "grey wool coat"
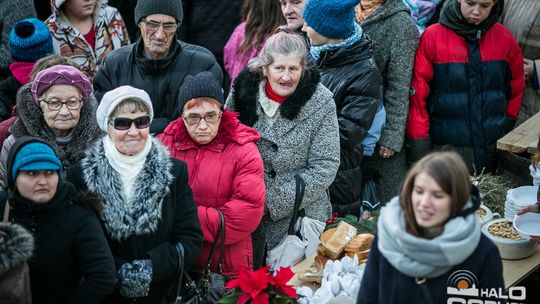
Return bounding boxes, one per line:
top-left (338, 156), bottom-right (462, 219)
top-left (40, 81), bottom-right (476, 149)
top-left (226, 68), bottom-right (340, 264)
top-left (360, 0), bottom-right (419, 202)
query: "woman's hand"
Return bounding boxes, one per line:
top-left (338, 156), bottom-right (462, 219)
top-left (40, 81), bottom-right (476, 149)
top-left (378, 146), bottom-right (395, 159)
top-left (516, 204), bottom-right (540, 243)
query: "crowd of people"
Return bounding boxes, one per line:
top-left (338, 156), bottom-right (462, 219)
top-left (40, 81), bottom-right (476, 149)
top-left (0, 0), bottom-right (538, 303)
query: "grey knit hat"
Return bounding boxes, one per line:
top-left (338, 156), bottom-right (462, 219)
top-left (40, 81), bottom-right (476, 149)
top-left (178, 72), bottom-right (224, 113)
top-left (135, 0), bottom-right (183, 24)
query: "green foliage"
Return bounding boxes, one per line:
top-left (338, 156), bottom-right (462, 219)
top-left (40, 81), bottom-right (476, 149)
top-left (325, 212), bottom-right (379, 235)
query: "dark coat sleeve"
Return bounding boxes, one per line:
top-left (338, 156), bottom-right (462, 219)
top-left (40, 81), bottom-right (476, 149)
top-left (92, 56), bottom-right (115, 102)
top-left (146, 160), bottom-right (202, 283)
top-left (67, 209), bottom-right (117, 304)
top-left (0, 76), bottom-right (19, 121)
top-left (338, 65), bottom-right (382, 151)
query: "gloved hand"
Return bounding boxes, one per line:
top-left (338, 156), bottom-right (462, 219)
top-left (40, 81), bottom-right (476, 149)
top-left (117, 259), bottom-right (153, 298)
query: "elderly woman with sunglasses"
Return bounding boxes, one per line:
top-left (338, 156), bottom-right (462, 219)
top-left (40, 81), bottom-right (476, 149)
top-left (0, 65), bottom-right (100, 191)
top-left (67, 85), bottom-right (203, 303)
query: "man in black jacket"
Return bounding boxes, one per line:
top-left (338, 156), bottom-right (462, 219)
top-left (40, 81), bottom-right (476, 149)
top-left (93, 0), bottom-right (223, 134)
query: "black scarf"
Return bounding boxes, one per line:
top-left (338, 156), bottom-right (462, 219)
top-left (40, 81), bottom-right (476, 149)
top-left (439, 0), bottom-right (503, 42)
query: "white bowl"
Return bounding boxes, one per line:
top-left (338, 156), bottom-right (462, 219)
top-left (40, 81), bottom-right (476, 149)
top-left (513, 213), bottom-right (540, 239)
top-left (482, 219), bottom-right (537, 260)
top-left (507, 186), bottom-right (538, 207)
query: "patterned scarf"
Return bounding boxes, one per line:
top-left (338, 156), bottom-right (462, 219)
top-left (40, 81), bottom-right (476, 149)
top-left (377, 197), bottom-right (481, 278)
top-left (356, 0), bottom-right (385, 22)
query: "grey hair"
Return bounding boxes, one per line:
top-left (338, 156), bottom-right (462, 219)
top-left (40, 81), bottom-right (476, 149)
top-left (111, 99), bottom-right (150, 116)
top-left (247, 31), bottom-right (311, 75)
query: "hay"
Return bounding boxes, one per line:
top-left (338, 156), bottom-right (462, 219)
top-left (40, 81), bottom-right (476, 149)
top-left (471, 172), bottom-right (514, 216)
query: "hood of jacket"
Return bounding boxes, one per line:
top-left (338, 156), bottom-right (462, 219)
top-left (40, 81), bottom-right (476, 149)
top-left (360, 0), bottom-right (412, 27)
top-left (11, 83), bottom-right (101, 167)
top-left (0, 222), bottom-right (33, 275)
top-left (231, 67), bottom-right (321, 127)
top-left (81, 137), bottom-right (174, 241)
top-left (50, 0), bottom-right (107, 26)
top-left (318, 34), bottom-right (375, 68)
top-left (161, 109), bottom-right (261, 150)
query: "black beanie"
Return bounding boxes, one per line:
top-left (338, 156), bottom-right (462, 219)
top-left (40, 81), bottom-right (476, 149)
top-left (178, 72), bottom-right (224, 113)
top-left (135, 0), bottom-right (183, 24)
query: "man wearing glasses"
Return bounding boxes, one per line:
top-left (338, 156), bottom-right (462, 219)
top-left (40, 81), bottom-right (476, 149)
top-left (93, 0), bottom-right (223, 134)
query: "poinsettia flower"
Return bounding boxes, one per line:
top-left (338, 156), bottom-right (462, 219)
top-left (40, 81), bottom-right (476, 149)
top-left (237, 293), bottom-right (251, 304)
top-left (226, 267), bottom-right (271, 299)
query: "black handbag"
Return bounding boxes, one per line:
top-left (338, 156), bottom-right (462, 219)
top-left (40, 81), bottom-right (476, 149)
top-left (163, 210), bottom-right (229, 304)
top-left (197, 209), bottom-right (229, 303)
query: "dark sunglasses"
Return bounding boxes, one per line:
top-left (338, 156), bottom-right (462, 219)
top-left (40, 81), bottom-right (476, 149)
top-left (109, 116), bottom-right (151, 130)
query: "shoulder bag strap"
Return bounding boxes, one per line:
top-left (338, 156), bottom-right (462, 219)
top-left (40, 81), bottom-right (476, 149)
top-left (288, 174), bottom-right (306, 235)
top-left (2, 200), bottom-right (9, 223)
top-left (204, 208), bottom-right (225, 272)
top-left (216, 209), bottom-right (225, 274)
top-left (174, 243), bottom-right (185, 303)
top-left (416, 277), bottom-right (434, 304)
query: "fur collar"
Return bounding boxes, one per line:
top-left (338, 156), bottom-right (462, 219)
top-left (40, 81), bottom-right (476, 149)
top-left (162, 109), bottom-right (261, 150)
top-left (81, 137), bottom-right (174, 241)
top-left (11, 84), bottom-right (102, 168)
top-left (231, 68), bottom-right (321, 127)
top-left (0, 222), bottom-right (34, 275)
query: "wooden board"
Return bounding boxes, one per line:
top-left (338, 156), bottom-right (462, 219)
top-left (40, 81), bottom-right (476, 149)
top-left (497, 111), bottom-right (540, 154)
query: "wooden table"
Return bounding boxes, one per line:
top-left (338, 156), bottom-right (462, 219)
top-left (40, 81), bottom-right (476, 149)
top-left (497, 111), bottom-right (540, 154)
top-left (289, 249), bottom-right (540, 291)
top-left (503, 246), bottom-right (540, 288)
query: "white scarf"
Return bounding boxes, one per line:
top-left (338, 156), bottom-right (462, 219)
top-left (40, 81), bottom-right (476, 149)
top-left (377, 197), bottom-right (481, 278)
top-left (103, 135), bottom-right (152, 205)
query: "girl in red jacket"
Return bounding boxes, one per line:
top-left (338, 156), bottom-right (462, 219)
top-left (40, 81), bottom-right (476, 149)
top-left (406, 0), bottom-right (525, 172)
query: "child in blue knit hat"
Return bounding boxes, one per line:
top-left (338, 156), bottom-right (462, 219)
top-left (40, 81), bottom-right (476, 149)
top-left (0, 18), bottom-right (53, 122)
top-left (301, 0), bottom-right (385, 218)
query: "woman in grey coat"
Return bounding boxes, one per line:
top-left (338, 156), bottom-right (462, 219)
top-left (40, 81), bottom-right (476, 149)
top-left (225, 31), bottom-right (340, 268)
top-left (358, 0), bottom-right (419, 203)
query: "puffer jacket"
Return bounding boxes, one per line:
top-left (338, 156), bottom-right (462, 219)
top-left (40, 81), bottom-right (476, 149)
top-left (93, 37), bottom-right (223, 134)
top-left (406, 0), bottom-right (525, 171)
top-left (158, 110), bottom-right (265, 278)
top-left (46, 0), bottom-right (130, 80)
top-left (317, 34), bottom-right (383, 206)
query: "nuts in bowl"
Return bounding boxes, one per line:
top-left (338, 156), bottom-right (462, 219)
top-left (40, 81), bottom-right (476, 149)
top-left (482, 219), bottom-right (537, 260)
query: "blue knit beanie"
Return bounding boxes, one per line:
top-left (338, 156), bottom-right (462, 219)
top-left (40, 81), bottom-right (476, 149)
top-left (9, 18), bottom-right (53, 62)
top-left (11, 142), bottom-right (62, 181)
top-left (303, 0), bottom-right (359, 39)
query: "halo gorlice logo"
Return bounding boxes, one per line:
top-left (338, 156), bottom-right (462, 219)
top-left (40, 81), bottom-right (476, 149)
top-left (446, 270), bottom-right (526, 304)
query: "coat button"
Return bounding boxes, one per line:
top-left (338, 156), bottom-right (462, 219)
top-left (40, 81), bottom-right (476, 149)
top-left (271, 143), bottom-right (278, 151)
top-left (269, 170), bottom-right (276, 178)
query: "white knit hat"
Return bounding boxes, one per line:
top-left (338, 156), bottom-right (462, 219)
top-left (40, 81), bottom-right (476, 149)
top-left (96, 86), bottom-right (154, 132)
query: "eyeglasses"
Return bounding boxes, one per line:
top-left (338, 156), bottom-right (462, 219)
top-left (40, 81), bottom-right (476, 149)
top-left (141, 18), bottom-right (179, 34)
top-left (39, 99), bottom-right (82, 111)
top-left (109, 116), bottom-right (151, 130)
top-left (183, 113), bottom-right (222, 125)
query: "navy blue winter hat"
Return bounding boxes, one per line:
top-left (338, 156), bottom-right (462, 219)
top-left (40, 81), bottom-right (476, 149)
top-left (9, 18), bottom-right (53, 62)
top-left (303, 0), bottom-right (359, 39)
top-left (11, 142), bottom-right (62, 181)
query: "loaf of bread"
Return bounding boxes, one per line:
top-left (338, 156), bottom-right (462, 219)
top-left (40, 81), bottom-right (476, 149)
top-left (344, 233), bottom-right (374, 253)
top-left (314, 252), bottom-right (331, 270)
top-left (345, 249), bottom-right (370, 260)
top-left (322, 221), bottom-right (357, 259)
top-left (320, 228), bottom-right (336, 244)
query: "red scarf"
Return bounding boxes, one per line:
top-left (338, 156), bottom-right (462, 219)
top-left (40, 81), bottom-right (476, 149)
top-left (265, 81), bottom-right (287, 103)
top-left (9, 62), bottom-right (35, 84)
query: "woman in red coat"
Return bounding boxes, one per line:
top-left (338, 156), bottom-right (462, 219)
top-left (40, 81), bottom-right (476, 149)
top-left (158, 72), bottom-right (265, 278)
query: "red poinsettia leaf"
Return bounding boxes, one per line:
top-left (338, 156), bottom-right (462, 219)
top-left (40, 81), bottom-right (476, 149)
top-left (225, 279), bottom-right (241, 289)
top-left (271, 267), bottom-right (295, 286)
top-left (276, 284), bottom-right (297, 299)
top-left (233, 267), bottom-right (271, 299)
top-left (237, 292), bottom-right (251, 304)
top-left (252, 292), bottom-right (270, 304)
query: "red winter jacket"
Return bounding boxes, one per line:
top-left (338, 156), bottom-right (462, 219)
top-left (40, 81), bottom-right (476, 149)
top-left (158, 110), bottom-right (265, 278)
